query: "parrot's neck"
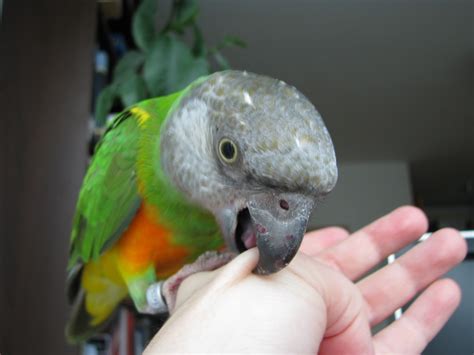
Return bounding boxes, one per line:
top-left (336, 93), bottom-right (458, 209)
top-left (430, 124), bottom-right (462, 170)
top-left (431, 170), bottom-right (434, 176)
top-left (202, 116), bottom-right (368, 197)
top-left (135, 93), bottom-right (223, 258)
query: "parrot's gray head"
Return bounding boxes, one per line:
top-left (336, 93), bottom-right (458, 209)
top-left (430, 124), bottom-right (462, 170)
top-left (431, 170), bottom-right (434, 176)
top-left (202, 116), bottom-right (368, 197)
top-left (161, 70), bottom-right (337, 274)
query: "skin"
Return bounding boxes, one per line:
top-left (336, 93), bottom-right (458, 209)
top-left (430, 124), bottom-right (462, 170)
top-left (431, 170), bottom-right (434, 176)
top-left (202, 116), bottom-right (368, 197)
top-left (144, 206), bottom-right (467, 354)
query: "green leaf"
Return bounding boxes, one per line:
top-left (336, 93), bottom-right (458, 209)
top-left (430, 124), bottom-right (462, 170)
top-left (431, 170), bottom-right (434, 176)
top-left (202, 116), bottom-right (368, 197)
top-left (113, 51), bottom-right (145, 84)
top-left (132, 0), bottom-right (158, 52)
top-left (170, 0), bottom-right (198, 32)
top-left (216, 35), bottom-right (247, 50)
top-left (95, 85), bottom-right (117, 126)
top-left (142, 36), bottom-right (169, 96)
top-left (143, 35), bottom-right (210, 97)
top-left (118, 73), bottom-right (149, 107)
top-left (213, 51), bottom-right (230, 70)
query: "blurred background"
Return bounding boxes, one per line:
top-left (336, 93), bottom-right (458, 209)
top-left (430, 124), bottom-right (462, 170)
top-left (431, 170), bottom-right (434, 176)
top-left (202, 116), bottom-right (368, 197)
top-left (1, 0), bottom-right (472, 354)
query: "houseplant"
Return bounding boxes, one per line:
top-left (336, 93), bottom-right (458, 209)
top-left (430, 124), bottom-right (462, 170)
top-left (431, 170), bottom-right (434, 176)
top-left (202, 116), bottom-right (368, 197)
top-left (95, 0), bottom-right (245, 125)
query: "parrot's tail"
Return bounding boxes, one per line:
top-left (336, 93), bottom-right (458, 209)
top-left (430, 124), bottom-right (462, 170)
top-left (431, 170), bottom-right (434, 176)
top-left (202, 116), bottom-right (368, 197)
top-left (65, 251), bottom-right (128, 344)
top-left (65, 288), bottom-right (115, 344)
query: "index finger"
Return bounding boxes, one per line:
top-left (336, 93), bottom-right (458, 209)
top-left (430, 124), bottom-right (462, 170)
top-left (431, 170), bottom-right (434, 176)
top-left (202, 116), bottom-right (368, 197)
top-left (317, 206), bottom-right (428, 280)
top-left (301, 227), bottom-right (349, 256)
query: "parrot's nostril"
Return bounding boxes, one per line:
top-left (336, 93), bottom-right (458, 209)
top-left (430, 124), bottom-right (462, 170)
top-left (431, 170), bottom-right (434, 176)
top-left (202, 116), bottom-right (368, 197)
top-left (279, 199), bottom-right (289, 210)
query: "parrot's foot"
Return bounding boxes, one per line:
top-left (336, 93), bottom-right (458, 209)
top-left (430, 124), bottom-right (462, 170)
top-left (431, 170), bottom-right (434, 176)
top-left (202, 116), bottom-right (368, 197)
top-left (146, 251), bottom-right (236, 314)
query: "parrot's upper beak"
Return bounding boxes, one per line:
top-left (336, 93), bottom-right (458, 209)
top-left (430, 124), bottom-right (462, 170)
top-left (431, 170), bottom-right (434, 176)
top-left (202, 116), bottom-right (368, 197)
top-left (218, 192), bottom-right (315, 275)
top-left (247, 193), bottom-right (314, 275)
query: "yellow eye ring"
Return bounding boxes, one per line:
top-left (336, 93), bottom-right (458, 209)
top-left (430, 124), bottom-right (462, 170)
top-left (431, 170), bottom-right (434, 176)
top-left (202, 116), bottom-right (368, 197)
top-left (218, 138), bottom-right (238, 163)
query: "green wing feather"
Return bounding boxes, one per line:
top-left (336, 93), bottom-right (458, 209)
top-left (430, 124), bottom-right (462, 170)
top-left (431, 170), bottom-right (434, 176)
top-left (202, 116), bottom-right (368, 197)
top-left (68, 111), bottom-right (142, 268)
top-left (68, 75), bottom-right (222, 269)
top-left (66, 81), bottom-right (225, 344)
top-left (67, 89), bottom-right (188, 269)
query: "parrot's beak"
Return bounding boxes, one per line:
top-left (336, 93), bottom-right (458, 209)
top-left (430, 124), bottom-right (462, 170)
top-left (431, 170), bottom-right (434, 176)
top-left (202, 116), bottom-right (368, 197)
top-left (216, 193), bottom-right (315, 275)
top-left (246, 192), bottom-right (315, 275)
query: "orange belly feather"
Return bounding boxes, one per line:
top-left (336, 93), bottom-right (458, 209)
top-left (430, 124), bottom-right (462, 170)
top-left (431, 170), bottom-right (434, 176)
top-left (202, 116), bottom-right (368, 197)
top-left (115, 202), bottom-right (189, 279)
top-left (82, 202), bottom-right (190, 325)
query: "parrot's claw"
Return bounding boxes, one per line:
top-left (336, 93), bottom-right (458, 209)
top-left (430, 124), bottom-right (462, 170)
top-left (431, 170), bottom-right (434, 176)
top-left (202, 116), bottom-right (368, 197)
top-left (146, 251), bottom-right (236, 314)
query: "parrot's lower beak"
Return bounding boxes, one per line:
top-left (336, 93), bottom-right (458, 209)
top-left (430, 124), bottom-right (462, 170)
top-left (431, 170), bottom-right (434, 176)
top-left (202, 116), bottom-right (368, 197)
top-left (246, 192), bottom-right (315, 275)
top-left (216, 193), bottom-right (315, 275)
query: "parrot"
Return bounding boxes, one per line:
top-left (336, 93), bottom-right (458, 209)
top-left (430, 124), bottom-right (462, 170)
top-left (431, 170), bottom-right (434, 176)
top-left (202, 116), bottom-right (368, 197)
top-left (66, 70), bottom-right (338, 343)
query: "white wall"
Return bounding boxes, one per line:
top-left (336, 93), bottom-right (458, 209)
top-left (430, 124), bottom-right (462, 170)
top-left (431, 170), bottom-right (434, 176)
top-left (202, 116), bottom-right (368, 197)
top-left (309, 161), bottom-right (413, 232)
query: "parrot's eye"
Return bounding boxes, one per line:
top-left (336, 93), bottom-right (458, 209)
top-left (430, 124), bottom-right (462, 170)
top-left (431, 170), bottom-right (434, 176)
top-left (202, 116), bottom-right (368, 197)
top-left (218, 138), bottom-right (238, 163)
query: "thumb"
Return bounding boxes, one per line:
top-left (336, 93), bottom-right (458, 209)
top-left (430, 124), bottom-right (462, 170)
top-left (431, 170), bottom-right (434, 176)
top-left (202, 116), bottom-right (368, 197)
top-left (290, 253), bottom-right (374, 355)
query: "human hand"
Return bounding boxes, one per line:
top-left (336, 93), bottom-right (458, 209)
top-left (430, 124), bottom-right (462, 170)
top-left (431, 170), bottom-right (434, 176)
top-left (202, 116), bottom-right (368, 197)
top-left (144, 206), bottom-right (467, 354)
top-left (300, 206), bottom-right (467, 354)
